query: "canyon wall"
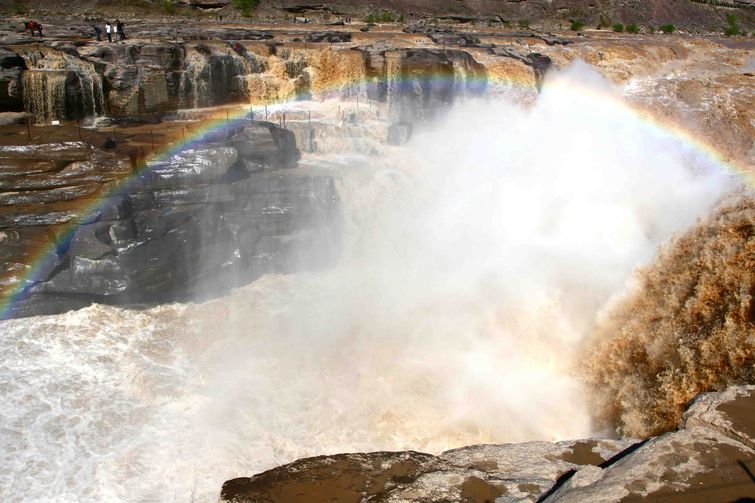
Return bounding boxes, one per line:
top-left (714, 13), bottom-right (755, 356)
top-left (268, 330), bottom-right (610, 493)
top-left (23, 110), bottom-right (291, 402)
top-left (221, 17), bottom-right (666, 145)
top-left (0, 39), bottom-right (494, 125)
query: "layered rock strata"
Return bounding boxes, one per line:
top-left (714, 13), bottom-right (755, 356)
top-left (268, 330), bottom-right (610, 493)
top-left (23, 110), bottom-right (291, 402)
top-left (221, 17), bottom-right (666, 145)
top-left (0, 36), bottom-right (497, 124)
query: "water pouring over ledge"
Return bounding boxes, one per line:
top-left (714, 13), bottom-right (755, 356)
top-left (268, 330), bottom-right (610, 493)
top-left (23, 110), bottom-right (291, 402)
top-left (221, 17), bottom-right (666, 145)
top-left (0, 62), bottom-right (738, 502)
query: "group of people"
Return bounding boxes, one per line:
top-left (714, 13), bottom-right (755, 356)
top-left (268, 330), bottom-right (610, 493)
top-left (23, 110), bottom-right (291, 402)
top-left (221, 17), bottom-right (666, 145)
top-left (92, 20), bottom-right (126, 42)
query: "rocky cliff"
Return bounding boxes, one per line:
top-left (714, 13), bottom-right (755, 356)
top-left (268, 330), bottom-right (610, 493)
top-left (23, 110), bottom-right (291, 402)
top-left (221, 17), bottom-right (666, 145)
top-left (0, 19), bottom-right (495, 125)
top-left (3, 0), bottom-right (754, 32)
top-left (1, 121), bottom-right (341, 318)
top-left (221, 386), bottom-right (755, 502)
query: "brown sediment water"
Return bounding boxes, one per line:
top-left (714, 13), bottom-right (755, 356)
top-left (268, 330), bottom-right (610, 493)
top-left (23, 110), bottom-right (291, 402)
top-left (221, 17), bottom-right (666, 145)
top-left (585, 194), bottom-right (755, 438)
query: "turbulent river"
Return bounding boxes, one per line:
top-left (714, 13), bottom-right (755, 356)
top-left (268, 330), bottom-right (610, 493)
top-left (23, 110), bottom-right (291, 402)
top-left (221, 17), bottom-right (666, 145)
top-left (0, 65), bottom-right (733, 502)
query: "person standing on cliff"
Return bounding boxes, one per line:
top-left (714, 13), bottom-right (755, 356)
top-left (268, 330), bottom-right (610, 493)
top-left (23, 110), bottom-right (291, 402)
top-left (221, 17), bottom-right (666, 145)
top-left (112, 21), bottom-right (118, 41)
top-left (92, 25), bottom-right (102, 41)
top-left (116, 20), bottom-right (126, 41)
top-left (105, 21), bottom-right (112, 42)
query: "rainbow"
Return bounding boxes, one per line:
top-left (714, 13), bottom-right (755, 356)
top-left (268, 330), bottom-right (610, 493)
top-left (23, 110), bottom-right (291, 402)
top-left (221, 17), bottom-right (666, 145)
top-left (1, 69), bottom-right (752, 320)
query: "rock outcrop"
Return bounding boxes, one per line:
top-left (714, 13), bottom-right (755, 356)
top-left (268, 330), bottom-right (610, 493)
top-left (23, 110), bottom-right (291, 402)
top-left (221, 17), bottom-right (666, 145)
top-left (220, 386), bottom-right (755, 502)
top-left (546, 386), bottom-right (755, 502)
top-left (1, 121), bottom-right (341, 318)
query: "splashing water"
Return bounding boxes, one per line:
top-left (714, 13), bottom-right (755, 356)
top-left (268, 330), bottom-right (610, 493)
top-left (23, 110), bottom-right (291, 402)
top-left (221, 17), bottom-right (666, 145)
top-left (0, 63), bottom-right (733, 502)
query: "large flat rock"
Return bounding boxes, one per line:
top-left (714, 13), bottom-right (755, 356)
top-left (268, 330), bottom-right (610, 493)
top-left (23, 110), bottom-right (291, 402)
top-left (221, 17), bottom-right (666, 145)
top-left (220, 386), bottom-right (755, 503)
top-left (220, 439), bottom-right (635, 502)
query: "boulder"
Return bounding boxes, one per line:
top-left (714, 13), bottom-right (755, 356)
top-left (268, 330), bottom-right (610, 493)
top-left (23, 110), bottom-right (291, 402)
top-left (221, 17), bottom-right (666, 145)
top-left (142, 146), bottom-right (238, 188)
top-left (221, 439), bottom-right (635, 503)
top-left (220, 387), bottom-right (755, 503)
top-left (0, 123), bottom-right (339, 318)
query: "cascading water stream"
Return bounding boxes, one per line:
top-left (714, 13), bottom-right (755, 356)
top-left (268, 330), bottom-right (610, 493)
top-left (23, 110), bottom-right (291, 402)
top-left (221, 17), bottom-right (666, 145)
top-left (0, 63), bottom-right (735, 503)
top-left (19, 48), bottom-right (105, 123)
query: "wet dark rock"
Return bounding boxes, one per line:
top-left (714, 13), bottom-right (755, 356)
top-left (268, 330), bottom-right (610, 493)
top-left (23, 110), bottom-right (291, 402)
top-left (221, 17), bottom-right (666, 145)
top-left (0, 183), bottom-right (101, 206)
top-left (221, 439), bottom-right (635, 503)
top-left (428, 29), bottom-right (481, 48)
top-left (141, 146), bottom-right (238, 188)
top-left (184, 29), bottom-right (274, 41)
top-left (220, 386), bottom-right (755, 503)
top-left (1, 124), bottom-right (339, 319)
top-left (0, 47), bottom-right (26, 112)
top-left (545, 386), bottom-right (755, 502)
top-left (304, 31), bottom-right (352, 43)
top-left (229, 122), bottom-right (300, 170)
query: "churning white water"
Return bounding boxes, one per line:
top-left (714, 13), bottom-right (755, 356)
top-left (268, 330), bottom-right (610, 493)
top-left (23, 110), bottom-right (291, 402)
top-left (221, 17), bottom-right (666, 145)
top-left (0, 63), bottom-right (732, 502)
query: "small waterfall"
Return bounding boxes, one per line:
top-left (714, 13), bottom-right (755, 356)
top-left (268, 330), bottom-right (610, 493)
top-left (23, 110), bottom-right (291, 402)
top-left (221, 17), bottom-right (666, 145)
top-left (19, 48), bottom-right (104, 124)
top-left (450, 52), bottom-right (487, 98)
top-left (179, 53), bottom-right (211, 109)
top-left (21, 70), bottom-right (68, 124)
top-left (385, 51), bottom-right (402, 119)
top-left (179, 46), bottom-right (251, 109)
top-left (310, 49), bottom-right (368, 101)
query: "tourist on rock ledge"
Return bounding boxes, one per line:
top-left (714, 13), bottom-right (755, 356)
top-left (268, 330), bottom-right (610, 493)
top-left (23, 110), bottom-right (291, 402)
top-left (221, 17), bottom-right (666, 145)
top-left (92, 25), bottom-right (102, 41)
top-left (105, 21), bottom-right (112, 42)
top-left (117, 20), bottom-right (126, 40)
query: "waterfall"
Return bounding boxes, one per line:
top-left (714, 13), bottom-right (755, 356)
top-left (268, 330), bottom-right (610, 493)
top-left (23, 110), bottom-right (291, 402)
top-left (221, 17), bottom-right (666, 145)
top-left (179, 53), bottom-right (210, 109)
top-left (385, 51), bottom-right (402, 119)
top-left (179, 47), bottom-right (251, 109)
top-left (19, 48), bottom-right (104, 124)
top-left (21, 70), bottom-right (68, 124)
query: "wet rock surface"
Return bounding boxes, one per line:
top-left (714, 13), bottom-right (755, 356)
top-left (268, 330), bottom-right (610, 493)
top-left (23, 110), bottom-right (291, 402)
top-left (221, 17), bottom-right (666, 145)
top-left (546, 386), bottom-right (755, 502)
top-left (221, 386), bottom-right (755, 503)
top-left (0, 34), bottom-right (494, 124)
top-left (1, 122), bottom-right (341, 319)
top-left (221, 439), bottom-right (632, 503)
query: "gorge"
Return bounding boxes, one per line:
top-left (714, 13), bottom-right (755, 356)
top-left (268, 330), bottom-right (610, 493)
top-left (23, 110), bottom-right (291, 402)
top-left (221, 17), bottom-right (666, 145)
top-left (0, 9), bottom-right (753, 503)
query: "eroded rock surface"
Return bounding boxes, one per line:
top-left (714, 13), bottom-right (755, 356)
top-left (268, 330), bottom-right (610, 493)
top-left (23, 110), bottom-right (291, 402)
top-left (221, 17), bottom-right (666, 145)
top-left (1, 122), bottom-right (341, 318)
top-left (221, 386), bottom-right (755, 503)
top-left (220, 439), bottom-right (636, 502)
top-left (546, 385), bottom-right (755, 502)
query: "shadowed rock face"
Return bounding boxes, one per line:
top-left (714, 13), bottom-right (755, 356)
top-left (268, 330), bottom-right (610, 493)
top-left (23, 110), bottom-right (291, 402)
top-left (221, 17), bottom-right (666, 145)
top-left (220, 387), bottom-right (755, 503)
top-left (1, 122), bottom-right (341, 319)
top-left (0, 47), bottom-right (25, 112)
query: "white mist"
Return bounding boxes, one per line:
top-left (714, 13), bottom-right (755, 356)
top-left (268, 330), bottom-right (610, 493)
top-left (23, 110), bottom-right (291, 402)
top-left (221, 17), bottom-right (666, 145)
top-left (0, 62), bottom-right (731, 502)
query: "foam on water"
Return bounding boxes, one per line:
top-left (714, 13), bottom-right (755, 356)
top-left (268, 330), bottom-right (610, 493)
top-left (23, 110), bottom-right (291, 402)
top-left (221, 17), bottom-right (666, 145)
top-left (0, 63), bottom-right (734, 502)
